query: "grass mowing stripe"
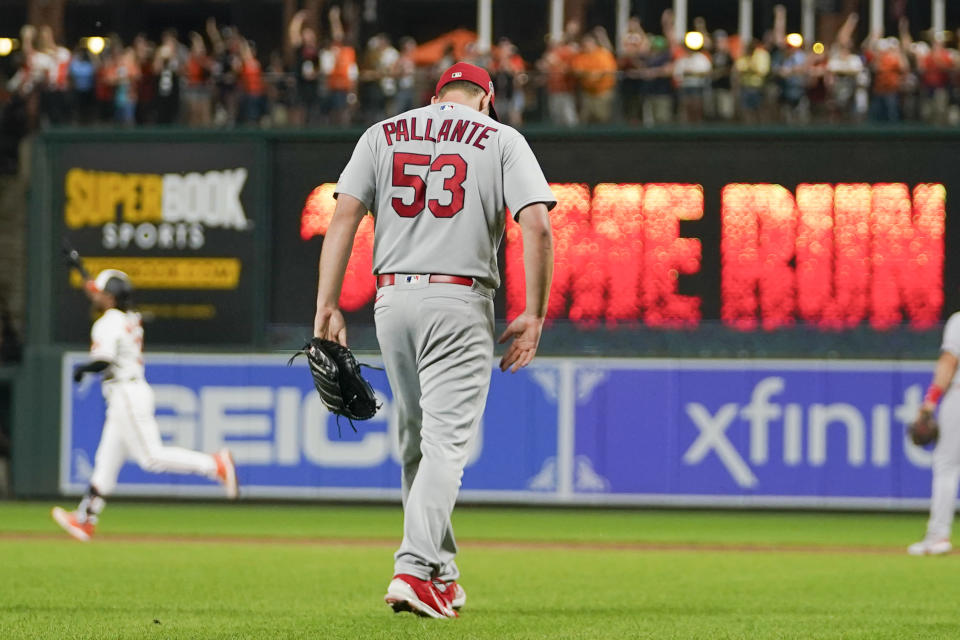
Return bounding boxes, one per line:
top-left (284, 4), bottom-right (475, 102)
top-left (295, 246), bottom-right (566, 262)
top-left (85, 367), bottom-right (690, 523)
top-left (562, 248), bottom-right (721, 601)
top-left (0, 531), bottom-right (916, 555)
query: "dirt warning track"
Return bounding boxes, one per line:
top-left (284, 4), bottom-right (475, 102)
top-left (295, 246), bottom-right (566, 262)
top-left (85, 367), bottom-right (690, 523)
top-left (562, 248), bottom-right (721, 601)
top-left (0, 532), bottom-right (912, 555)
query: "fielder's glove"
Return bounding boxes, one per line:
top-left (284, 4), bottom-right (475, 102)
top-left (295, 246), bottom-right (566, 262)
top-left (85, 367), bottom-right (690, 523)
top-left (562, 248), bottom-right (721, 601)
top-left (909, 408), bottom-right (939, 447)
top-left (289, 338), bottom-right (379, 433)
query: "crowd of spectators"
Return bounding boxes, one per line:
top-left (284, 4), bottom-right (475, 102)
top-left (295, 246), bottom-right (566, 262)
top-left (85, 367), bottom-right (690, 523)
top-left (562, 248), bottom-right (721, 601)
top-left (4, 5), bottom-right (960, 135)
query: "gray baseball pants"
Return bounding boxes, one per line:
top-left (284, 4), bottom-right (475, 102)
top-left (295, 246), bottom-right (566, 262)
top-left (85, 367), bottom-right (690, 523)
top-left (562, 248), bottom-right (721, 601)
top-left (927, 390), bottom-right (960, 539)
top-left (374, 276), bottom-right (494, 581)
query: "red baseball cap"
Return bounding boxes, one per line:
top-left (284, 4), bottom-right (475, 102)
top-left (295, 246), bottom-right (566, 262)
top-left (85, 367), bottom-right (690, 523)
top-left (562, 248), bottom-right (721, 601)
top-left (435, 62), bottom-right (499, 122)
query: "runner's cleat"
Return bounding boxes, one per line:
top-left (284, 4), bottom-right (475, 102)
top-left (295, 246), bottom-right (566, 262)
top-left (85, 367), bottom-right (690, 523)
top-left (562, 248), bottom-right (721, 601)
top-left (213, 449), bottom-right (239, 499)
top-left (51, 507), bottom-right (95, 542)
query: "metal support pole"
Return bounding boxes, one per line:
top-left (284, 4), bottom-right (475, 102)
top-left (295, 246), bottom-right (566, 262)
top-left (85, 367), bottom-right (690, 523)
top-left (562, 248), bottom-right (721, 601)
top-left (933, 0), bottom-right (946, 40)
top-left (739, 0), bottom-right (753, 46)
top-left (616, 0), bottom-right (629, 54)
top-left (673, 0), bottom-right (688, 43)
top-left (549, 0), bottom-right (564, 44)
top-left (477, 0), bottom-right (492, 54)
top-left (870, 0), bottom-right (884, 37)
top-left (801, 0), bottom-right (815, 45)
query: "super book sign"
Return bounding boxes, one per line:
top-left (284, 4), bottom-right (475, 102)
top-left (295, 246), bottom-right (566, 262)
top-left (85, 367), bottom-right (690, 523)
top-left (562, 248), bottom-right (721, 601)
top-left (301, 182), bottom-right (945, 331)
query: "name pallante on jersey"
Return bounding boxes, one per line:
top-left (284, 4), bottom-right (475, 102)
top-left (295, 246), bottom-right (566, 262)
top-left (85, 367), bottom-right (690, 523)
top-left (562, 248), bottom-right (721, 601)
top-left (335, 101), bottom-right (555, 289)
top-left (381, 116), bottom-right (499, 150)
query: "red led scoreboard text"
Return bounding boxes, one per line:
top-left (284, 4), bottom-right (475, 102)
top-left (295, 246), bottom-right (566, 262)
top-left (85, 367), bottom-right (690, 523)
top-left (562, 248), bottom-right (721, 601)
top-left (301, 182), bottom-right (945, 331)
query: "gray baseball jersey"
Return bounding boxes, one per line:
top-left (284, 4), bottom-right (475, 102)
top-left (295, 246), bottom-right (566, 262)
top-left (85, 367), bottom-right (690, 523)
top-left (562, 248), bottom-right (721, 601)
top-left (334, 102), bottom-right (555, 287)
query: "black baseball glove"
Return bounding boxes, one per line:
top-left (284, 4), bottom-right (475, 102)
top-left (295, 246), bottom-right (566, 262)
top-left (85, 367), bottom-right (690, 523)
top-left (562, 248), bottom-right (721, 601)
top-left (289, 338), bottom-right (379, 432)
top-left (909, 408), bottom-right (939, 447)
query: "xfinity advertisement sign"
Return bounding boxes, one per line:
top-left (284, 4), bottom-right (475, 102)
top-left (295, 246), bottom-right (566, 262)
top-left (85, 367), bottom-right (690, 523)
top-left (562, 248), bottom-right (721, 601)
top-left (60, 355), bottom-right (935, 508)
top-left (570, 361), bottom-right (933, 506)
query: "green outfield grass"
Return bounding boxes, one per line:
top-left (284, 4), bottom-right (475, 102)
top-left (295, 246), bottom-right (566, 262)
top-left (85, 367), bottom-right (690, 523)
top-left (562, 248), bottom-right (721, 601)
top-left (1, 502), bottom-right (957, 639)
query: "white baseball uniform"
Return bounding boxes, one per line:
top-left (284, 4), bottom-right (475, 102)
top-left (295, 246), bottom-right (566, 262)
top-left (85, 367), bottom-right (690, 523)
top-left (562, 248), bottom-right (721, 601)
top-left (335, 102), bottom-right (555, 581)
top-left (87, 308), bottom-right (217, 494)
top-left (924, 312), bottom-right (960, 540)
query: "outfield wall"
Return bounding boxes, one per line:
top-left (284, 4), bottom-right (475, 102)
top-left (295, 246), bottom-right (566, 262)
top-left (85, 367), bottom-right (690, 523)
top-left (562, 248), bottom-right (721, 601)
top-left (57, 353), bottom-right (937, 509)
top-left (31, 127), bottom-right (960, 357)
top-left (15, 127), bottom-right (957, 501)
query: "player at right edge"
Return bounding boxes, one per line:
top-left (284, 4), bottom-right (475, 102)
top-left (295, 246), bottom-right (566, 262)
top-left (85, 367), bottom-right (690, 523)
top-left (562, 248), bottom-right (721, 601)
top-left (909, 310), bottom-right (960, 555)
top-left (313, 62), bottom-right (555, 617)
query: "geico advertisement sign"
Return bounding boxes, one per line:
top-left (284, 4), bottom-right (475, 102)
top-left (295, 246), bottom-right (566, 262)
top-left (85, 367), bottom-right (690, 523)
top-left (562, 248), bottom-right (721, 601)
top-left (64, 168), bottom-right (249, 250)
top-left (148, 384), bottom-right (482, 469)
top-left (61, 356), bottom-right (935, 502)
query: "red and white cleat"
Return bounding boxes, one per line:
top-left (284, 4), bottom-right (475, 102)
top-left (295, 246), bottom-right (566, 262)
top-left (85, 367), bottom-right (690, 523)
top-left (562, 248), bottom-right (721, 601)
top-left (213, 449), bottom-right (239, 499)
top-left (384, 574), bottom-right (458, 618)
top-left (51, 507), bottom-right (95, 542)
top-left (435, 579), bottom-right (466, 610)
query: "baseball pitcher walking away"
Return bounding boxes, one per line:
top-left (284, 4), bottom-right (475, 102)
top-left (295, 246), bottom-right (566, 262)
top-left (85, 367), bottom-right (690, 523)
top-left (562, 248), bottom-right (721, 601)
top-left (908, 311), bottom-right (960, 555)
top-left (313, 62), bottom-right (555, 618)
top-left (52, 268), bottom-right (239, 542)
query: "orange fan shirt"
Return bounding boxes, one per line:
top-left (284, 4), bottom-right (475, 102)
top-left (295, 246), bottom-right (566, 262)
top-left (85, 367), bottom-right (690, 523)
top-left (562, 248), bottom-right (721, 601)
top-left (327, 46), bottom-right (357, 92)
top-left (572, 48), bottom-right (618, 94)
